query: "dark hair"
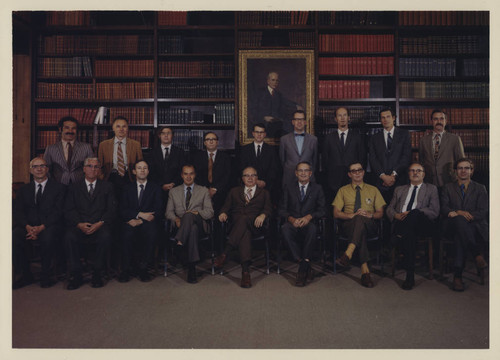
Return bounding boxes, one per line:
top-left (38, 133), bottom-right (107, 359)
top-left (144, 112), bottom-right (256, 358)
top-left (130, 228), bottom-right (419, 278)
top-left (112, 116), bottom-right (129, 125)
top-left (455, 157), bottom-right (474, 170)
top-left (134, 159), bottom-right (150, 169)
top-left (182, 164), bottom-right (196, 174)
top-left (157, 126), bottom-right (174, 137)
top-left (348, 162), bottom-right (363, 171)
top-left (253, 123), bottom-right (266, 131)
top-left (379, 107), bottom-right (395, 118)
top-left (292, 110), bottom-right (306, 119)
top-left (204, 132), bottom-right (218, 141)
top-left (295, 161), bottom-right (312, 171)
top-left (241, 166), bottom-right (258, 176)
top-left (335, 107), bottom-right (350, 117)
top-left (431, 109), bottom-right (447, 120)
top-left (58, 116), bottom-right (79, 129)
top-left (408, 162), bottom-right (424, 171)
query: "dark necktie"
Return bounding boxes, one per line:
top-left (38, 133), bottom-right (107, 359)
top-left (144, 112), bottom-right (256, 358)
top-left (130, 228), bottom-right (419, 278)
top-left (340, 132), bottom-right (345, 149)
top-left (460, 184), bottom-right (465, 199)
top-left (36, 183), bottom-right (43, 206)
top-left (387, 132), bottom-right (393, 151)
top-left (67, 142), bottom-right (73, 168)
top-left (208, 153), bottom-right (214, 184)
top-left (405, 185), bottom-right (417, 212)
top-left (300, 185), bottom-right (306, 201)
top-left (164, 147), bottom-right (169, 162)
top-left (186, 186), bottom-right (192, 209)
top-left (434, 134), bottom-right (441, 160)
top-left (354, 185), bottom-right (361, 212)
top-left (257, 145), bottom-right (261, 158)
top-left (138, 184), bottom-right (144, 206)
top-left (89, 183), bottom-right (94, 198)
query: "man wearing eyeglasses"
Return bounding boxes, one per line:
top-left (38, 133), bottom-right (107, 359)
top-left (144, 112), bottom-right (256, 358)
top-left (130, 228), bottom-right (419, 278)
top-left (215, 167), bottom-right (272, 288)
top-left (13, 157), bottom-right (66, 289)
top-left (64, 157), bottom-right (117, 290)
top-left (440, 158), bottom-right (488, 292)
top-left (333, 163), bottom-right (386, 288)
top-left (386, 162), bottom-right (440, 290)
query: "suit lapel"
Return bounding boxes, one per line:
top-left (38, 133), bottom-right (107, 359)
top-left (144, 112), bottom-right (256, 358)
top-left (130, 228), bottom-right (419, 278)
top-left (415, 183), bottom-right (425, 208)
top-left (56, 142), bottom-right (69, 171)
top-left (399, 185), bottom-right (410, 212)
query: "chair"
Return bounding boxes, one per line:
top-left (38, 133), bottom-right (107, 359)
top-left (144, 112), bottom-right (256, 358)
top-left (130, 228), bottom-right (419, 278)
top-left (391, 235), bottom-right (434, 280)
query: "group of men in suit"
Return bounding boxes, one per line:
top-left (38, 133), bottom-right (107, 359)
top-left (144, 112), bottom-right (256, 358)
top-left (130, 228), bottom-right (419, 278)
top-left (13, 106), bottom-right (488, 292)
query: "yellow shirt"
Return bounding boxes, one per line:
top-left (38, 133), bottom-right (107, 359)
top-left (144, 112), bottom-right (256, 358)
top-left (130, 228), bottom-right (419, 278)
top-left (332, 182), bottom-right (386, 214)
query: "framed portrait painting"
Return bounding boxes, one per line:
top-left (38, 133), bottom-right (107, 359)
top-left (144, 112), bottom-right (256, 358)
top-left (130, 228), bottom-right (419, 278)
top-left (238, 50), bottom-right (315, 145)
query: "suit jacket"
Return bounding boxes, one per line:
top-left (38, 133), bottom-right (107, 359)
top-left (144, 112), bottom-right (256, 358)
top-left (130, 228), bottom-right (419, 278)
top-left (279, 132), bottom-right (318, 187)
top-left (368, 127), bottom-right (411, 188)
top-left (278, 182), bottom-right (326, 220)
top-left (64, 179), bottom-right (117, 227)
top-left (386, 183), bottom-right (440, 222)
top-left (323, 129), bottom-right (366, 194)
top-left (146, 144), bottom-right (185, 188)
top-left (13, 179), bottom-right (66, 228)
top-left (440, 180), bottom-right (489, 242)
top-left (239, 142), bottom-right (279, 193)
top-left (97, 137), bottom-right (143, 181)
top-left (120, 181), bottom-right (163, 223)
top-left (44, 141), bottom-right (94, 185)
top-left (220, 186), bottom-right (273, 221)
top-left (418, 132), bottom-right (465, 187)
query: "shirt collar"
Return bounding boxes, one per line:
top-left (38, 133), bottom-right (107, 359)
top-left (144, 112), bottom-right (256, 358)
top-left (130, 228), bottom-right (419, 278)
top-left (350, 182), bottom-right (365, 190)
top-left (34, 178), bottom-right (48, 188)
top-left (245, 185), bottom-right (257, 193)
top-left (62, 139), bottom-right (75, 147)
top-left (114, 137), bottom-right (127, 145)
top-left (137, 180), bottom-right (147, 188)
top-left (85, 179), bottom-right (97, 187)
top-left (337, 129), bottom-right (349, 135)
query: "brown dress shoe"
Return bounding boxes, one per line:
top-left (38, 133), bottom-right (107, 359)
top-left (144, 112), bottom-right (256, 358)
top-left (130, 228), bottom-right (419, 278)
top-left (452, 276), bottom-right (465, 292)
top-left (241, 272), bottom-right (252, 288)
top-left (295, 270), bottom-right (307, 287)
top-left (335, 253), bottom-right (350, 268)
top-left (214, 253), bottom-right (227, 268)
top-left (361, 273), bottom-right (374, 288)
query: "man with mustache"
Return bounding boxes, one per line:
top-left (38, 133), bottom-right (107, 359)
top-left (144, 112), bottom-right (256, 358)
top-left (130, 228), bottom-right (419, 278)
top-left (418, 110), bottom-right (465, 188)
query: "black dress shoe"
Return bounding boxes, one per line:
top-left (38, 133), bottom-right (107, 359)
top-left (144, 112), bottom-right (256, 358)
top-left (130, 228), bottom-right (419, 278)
top-left (13, 274), bottom-right (34, 290)
top-left (295, 270), bottom-right (307, 287)
top-left (401, 279), bottom-right (415, 290)
top-left (452, 276), bottom-right (464, 292)
top-left (91, 274), bottom-right (104, 288)
top-left (241, 272), bottom-right (252, 288)
top-left (67, 275), bottom-right (83, 290)
top-left (40, 277), bottom-right (56, 289)
top-left (361, 273), bottom-right (374, 288)
top-left (335, 253), bottom-right (350, 269)
top-left (187, 267), bottom-right (198, 284)
top-left (118, 272), bottom-right (130, 283)
top-left (139, 270), bottom-right (153, 283)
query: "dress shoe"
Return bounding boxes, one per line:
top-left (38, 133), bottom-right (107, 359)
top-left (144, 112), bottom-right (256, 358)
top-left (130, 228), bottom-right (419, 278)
top-left (452, 276), bottom-right (464, 292)
top-left (91, 273), bottom-right (104, 288)
top-left (307, 266), bottom-right (314, 282)
top-left (139, 270), bottom-right (153, 283)
top-left (335, 253), bottom-right (350, 269)
top-left (187, 267), bottom-right (198, 284)
top-left (214, 253), bottom-right (227, 268)
top-left (118, 271), bottom-right (130, 283)
top-left (67, 275), bottom-right (83, 290)
top-left (40, 277), bottom-right (56, 289)
top-left (295, 270), bottom-right (307, 287)
top-left (241, 271), bottom-right (252, 288)
top-left (12, 274), bottom-right (34, 290)
top-left (361, 273), bottom-right (374, 288)
top-left (401, 278), bottom-right (415, 290)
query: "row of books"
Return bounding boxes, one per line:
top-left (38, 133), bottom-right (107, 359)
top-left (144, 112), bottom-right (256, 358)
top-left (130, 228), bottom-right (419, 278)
top-left (318, 106), bottom-right (384, 124)
top-left (289, 32), bottom-right (315, 48)
top-left (319, 34), bottom-right (394, 53)
top-left (319, 80), bottom-right (373, 99)
top-left (94, 60), bottom-right (154, 78)
top-left (95, 82), bottom-right (154, 99)
top-left (318, 11), bottom-right (394, 26)
top-left (453, 129), bottom-right (489, 147)
top-left (400, 82), bottom-right (489, 99)
top-left (38, 57), bottom-right (92, 77)
top-left (399, 36), bottom-right (487, 55)
top-left (158, 11), bottom-right (188, 26)
top-left (159, 61), bottom-right (234, 78)
top-left (464, 153), bottom-right (489, 173)
top-left (45, 11), bottom-right (91, 26)
top-left (462, 59), bottom-right (489, 77)
top-left (108, 107), bottom-right (154, 125)
top-left (398, 11), bottom-right (489, 26)
top-left (128, 130), bottom-right (151, 148)
top-left (158, 82), bottom-right (235, 99)
top-left (37, 83), bottom-right (93, 99)
top-left (319, 57), bottom-right (394, 75)
top-left (238, 32), bottom-right (263, 48)
top-left (158, 35), bottom-right (184, 54)
top-left (36, 108), bottom-right (98, 126)
top-left (158, 104), bottom-right (235, 125)
top-left (237, 11), bottom-right (310, 25)
top-left (399, 108), bottom-right (489, 125)
top-left (399, 58), bottom-right (456, 77)
top-left (39, 35), bottom-right (154, 55)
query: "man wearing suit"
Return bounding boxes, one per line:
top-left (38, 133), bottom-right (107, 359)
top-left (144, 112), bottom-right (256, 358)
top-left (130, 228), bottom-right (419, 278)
top-left (147, 126), bottom-right (185, 207)
top-left (166, 164), bottom-right (214, 283)
top-left (279, 110), bottom-right (318, 188)
top-left (368, 107), bottom-right (411, 203)
top-left (214, 167), bottom-right (273, 288)
top-left (118, 160), bottom-right (163, 283)
top-left (239, 123), bottom-right (280, 205)
top-left (44, 116), bottom-right (94, 185)
top-left (440, 158), bottom-right (488, 292)
top-left (64, 157), bottom-right (117, 290)
top-left (333, 163), bottom-right (386, 288)
top-left (386, 162), bottom-right (440, 290)
top-left (323, 107), bottom-right (366, 202)
top-left (12, 157), bottom-right (66, 289)
top-left (279, 162), bottom-right (326, 287)
top-left (419, 110), bottom-right (465, 188)
top-left (192, 132), bottom-right (231, 214)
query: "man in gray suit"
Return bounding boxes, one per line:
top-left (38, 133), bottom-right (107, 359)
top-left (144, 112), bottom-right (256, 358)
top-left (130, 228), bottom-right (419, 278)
top-left (166, 164), bottom-right (214, 283)
top-left (386, 162), bottom-right (440, 290)
top-left (441, 158), bottom-right (488, 292)
top-left (279, 110), bottom-right (318, 188)
top-left (44, 116), bottom-right (94, 185)
top-left (419, 110), bottom-right (465, 188)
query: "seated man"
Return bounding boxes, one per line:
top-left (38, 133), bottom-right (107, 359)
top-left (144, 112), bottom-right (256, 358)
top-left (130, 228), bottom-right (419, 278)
top-left (64, 157), bottom-right (117, 290)
top-left (386, 162), bottom-right (440, 290)
top-left (12, 157), bottom-right (66, 289)
top-left (215, 167), bottom-right (272, 288)
top-left (166, 165), bottom-right (214, 284)
top-left (333, 162), bottom-right (386, 288)
top-left (440, 157), bottom-right (488, 292)
top-left (119, 160), bottom-right (163, 283)
top-left (279, 161), bottom-right (325, 287)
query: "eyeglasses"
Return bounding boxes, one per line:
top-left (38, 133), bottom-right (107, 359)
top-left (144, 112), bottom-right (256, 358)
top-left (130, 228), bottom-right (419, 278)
top-left (409, 169), bottom-right (424, 173)
top-left (253, 131), bottom-right (266, 134)
top-left (296, 169), bottom-right (311, 173)
top-left (293, 118), bottom-right (306, 121)
top-left (349, 168), bottom-right (364, 174)
top-left (85, 165), bottom-right (101, 169)
top-left (242, 174), bottom-right (257, 178)
top-left (457, 166), bottom-right (472, 171)
top-left (204, 138), bottom-right (218, 142)
top-left (31, 164), bottom-right (47, 169)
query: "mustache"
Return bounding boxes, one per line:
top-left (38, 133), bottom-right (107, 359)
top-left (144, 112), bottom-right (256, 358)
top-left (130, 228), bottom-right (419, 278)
top-left (435, 123), bottom-right (444, 126)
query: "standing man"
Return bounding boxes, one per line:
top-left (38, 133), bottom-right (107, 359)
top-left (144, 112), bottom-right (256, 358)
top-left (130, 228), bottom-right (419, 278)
top-left (323, 107), bottom-right (366, 202)
top-left (239, 123), bottom-right (280, 205)
top-left (119, 160), bottom-right (163, 283)
top-left (369, 107), bottom-right (411, 203)
top-left (44, 116), bottom-right (94, 185)
top-left (12, 157), bottom-right (66, 289)
top-left (419, 110), bottom-right (465, 188)
top-left (279, 110), bottom-right (318, 188)
top-left (192, 132), bottom-right (231, 214)
top-left (440, 158), bottom-right (488, 292)
top-left (386, 162), bottom-right (440, 290)
top-left (214, 167), bottom-right (273, 288)
top-left (279, 162), bottom-right (325, 287)
top-left (64, 157), bottom-right (117, 290)
top-left (166, 165), bottom-right (214, 284)
top-left (333, 163), bottom-right (386, 288)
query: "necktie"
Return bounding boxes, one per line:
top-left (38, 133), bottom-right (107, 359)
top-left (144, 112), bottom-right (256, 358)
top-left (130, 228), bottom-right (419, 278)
top-left (460, 184), bottom-right (465, 199)
top-left (138, 184), bottom-right (144, 206)
top-left (354, 185), bottom-right (361, 212)
top-left (434, 134), bottom-right (441, 160)
top-left (185, 186), bottom-right (192, 209)
top-left (340, 132), bottom-right (345, 148)
top-left (89, 183), bottom-right (94, 198)
top-left (117, 141), bottom-right (125, 176)
top-left (271, 89), bottom-right (274, 96)
top-left (300, 185), bottom-right (306, 201)
top-left (164, 147), bottom-right (169, 161)
top-left (405, 185), bottom-right (417, 212)
top-left (387, 132), bottom-right (393, 151)
top-left (245, 188), bottom-right (252, 204)
top-left (208, 153), bottom-right (214, 183)
top-left (36, 183), bottom-right (42, 206)
top-left (67, 142), bottom-right (73, 168)
top-left (257, 145), bottom-right (261, 158)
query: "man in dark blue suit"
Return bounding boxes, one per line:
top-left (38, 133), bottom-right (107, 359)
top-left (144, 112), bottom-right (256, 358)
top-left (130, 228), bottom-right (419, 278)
top-left (119, 160), bottom-right (163, 283)
top-left (13, 157), bottom-right (66, 289)
top-left (279, 162), bottom-right (325, 286)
